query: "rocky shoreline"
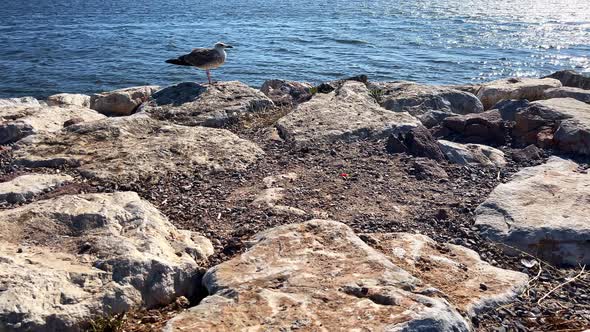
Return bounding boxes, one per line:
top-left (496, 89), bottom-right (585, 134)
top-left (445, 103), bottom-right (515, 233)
top-left (0, 70), bottom-right (589, 331)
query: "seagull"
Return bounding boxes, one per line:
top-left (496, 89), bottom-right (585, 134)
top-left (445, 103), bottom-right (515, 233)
top-left (165, 42), bottom-right (233, 84)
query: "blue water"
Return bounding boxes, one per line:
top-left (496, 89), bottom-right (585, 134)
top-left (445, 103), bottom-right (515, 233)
top-left (1, 0), bottom-right (589, 98)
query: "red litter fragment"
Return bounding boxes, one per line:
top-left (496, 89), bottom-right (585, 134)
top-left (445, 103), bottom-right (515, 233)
top-left (339, 173), bottom-right (349, 177)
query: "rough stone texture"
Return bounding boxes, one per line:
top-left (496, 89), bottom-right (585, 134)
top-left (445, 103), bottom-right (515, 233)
top-left (12, 114), bottom-right (264, 182)
top-left (141, 81), bottom-right (274, 127)
top-left (490, 99), bottom-right (530, 121)
top-left (511, 145), bottom-right (543, 163)
top-left (164, 220), bottom-right (472, 332)
top-left (513, 98), bottom-right (590, 155)
top-left (260, 80), bottom-right (313, 105)
top-left (0, 105), bottom-right (106, 145)
top-left (441, 110), bottom-right (506, 145)
top-left (410, 158), bottom-right (449, 180)
top-left (0, 173), bottom-right (73, 203)
top-left (475, 157), bottom-right (590, 266)
top-left (0, 97), bottom-right (40, 107)
top-left (47, 93), bottom-right (91, 108)
top-left (544, 87), bottom-right (590, 104)
top-left (0, 192), bottom-right (213, 332)
top-left (90, 85), bottom-right (160, 116)
top-left (544, 70), bottom-right (590, 90)
top-left (372, 82), bottom-right (484, 127)
top-left (476, 78), bottom-right (562, 110)
top-left (386, 126), bottom-right (446, 161)
top-left (438, 140), bottom-right (506, 167)
top-left (364, 233), bottom-right (528, 317)
top-left (251, 173), bottom-right (306, 216)
top-left (276, 81), bottom-right (420, 144)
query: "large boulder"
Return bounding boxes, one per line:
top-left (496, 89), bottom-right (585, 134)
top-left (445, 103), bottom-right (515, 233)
top-left (0, 192), bottom-right (213, 331)
top-left (364, 233), bottom-right (528, 317)
top-left (0, 173), bottom-right (73, 203)
top-left (276, 81), bottom-right (420, 144)
top-left (372, 82), bottom-right (484, 127)
top-left (141, 81), bottom-right (274, 127)
top-left (513, 98), bottom-right (590, 155)
top-left (475, 157), bottom-right (590, 266)
top-left (260, 79), bottom-right (313, 106)
top-left (12, 114), bottom-right (264, 182)
top-left (544, 87), bottom-right (590, 104)
top-left (440, 110), bottom-right (506, 145)
top-left (386, 125), bottom-right (446, 161)
top-left (0, 105), bottom-right (106, 145)
top-left (438, 140), bottom-right (506, 167)
top-left (47, 93), bottom-right (91, 108)
top-left (165, 220), bottom-right (526, 331)
top-left (476, 78), bottom-right (561, 110)
top-left (490, 99), bottom-right (530, 121)
top-left (544, 70), bottom-right (590, 90)
top-left (90, 85), bottom-right (160, 116)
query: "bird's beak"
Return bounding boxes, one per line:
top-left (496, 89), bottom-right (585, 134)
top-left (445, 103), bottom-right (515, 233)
top-left (225, 45), bottom-right (233, 48)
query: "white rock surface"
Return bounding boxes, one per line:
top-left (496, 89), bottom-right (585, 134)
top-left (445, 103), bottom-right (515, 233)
top-left (276, 81), bottom-right (420, 144)
top-left (477, 77), bottom-right (562, 109)
top-left (544, 87), bottom-right (590, 104)
top-left (475, 157), bottom-right (590, 266)
top-left (12, 114), bottom-right (264, 182)
top-left (0, 192), bottom-right (213, 331)
top-left (438, 140), bottom-right (506, 167)
top-left (0, 173), bottom-right (73, 203)
top-left (90, 85), bottom-right (160, 116)
top-left (0, 97), bottom-right (40, 107)
top-left (47, 93), bottom-right (91, 108)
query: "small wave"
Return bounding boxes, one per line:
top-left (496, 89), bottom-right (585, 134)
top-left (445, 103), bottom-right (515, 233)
top-left (333, 39), bottom-right (370, 45)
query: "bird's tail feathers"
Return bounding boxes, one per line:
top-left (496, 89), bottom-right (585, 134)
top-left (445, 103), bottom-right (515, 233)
top-left (165, 58), bottom-right (191, 66)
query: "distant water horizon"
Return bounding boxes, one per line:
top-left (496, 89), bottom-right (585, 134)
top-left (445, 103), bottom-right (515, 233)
top-left (0, 0), bottom-right (589, 98)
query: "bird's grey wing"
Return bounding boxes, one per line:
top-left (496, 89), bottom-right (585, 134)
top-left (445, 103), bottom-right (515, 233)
top-left (181, 48), bottom-right (221, 67)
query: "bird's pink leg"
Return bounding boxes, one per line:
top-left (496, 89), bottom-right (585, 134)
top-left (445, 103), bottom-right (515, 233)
top-left (206, 70), bottom-right (212, 84)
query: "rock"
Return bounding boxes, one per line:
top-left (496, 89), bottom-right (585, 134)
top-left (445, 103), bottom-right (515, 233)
top-left (164, 220), bottom-right (472, 331)
top-left (513, 98), bottom-right (590, 154)
top-left (386, 125), bottom-right (446, 161)
top-left (47, 93), bottom-right (91, 108)
top-left (511, 145), bottom-right (543, 163)
top-left (372, 82), bottom-right (484, 127)
top-left (476, 77), bottom-right (562, 110)
top-left (0, 192), bottom-right (213, 331)
top-left (252, 173), bottom-right (306, 217)
top-left (475, 157), bottom-right (590, 266)
top-left (0, 96), bottom-right (40, 107)
top-left (314, 75), bottom-right (369, 94)
top-left (490, 99), bottom-right (530, 121)
top-left (441, 110), bottom-right (506, 145)
top-left (544, 70), bottom-right (590, 90)
top-left (260, 80), bottom-right (313, 105)
top-left (12, 114), bottom-right (264, 182)
top-left (90, 85), bottom-right (160, 116)
top-left (544, 87), bottom-right (590, 104)
top-left (276, 81), bottom-right (420, 144)
top-left (410, 158), bottom-right (449, 180)
top-left (438, 140), bottom-right (506, 167)
top-left (0, 105), bottom-right (106, 144)
top-left (0, 173), bottom-right (73, 203)
top-left (141, 81), bottom-right (273, 127)
top-left (365, 233), bottom-right (528, 317)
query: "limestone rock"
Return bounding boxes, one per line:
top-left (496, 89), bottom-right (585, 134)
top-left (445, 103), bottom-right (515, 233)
top-left (386, 125), bottom-right (446, 161)
top-left (0, 96), bottom-right (40, 107)
top-left (513, 98), bottom-right (590, 155)
top-left (260, 80), bottom-right (313, 105)
top-left (441, 110), bottom-right (506, 145)
top-left (0, 105), bottom-right (106, 144)
top-left (0, 192), bottom-right (213, 331)
top-left (12, 114), bottom-right (264, 182)
top-left (90, 85), bottom-right (160, 116)
top-left (47, 93), bottom-right (91, 108)
top-left (544, 87), bottom-right (590, 104)
top-left (276, 81), bottom-right (420, 144)
top-left (372, 82), bottom-right (484, 127)
top-left (490, 99), bottom-right (530, 121)
top-left (544, 70), bottom-right (590, 90)
top-left (0, 173), bottom-right (73, 203)
top-left (164, 220), bottom-right (472, 331)
top-left (251, 173), bottom-right (306, 217)
top-left (438, 140), bottom-right (506, 167)
top-left (475, 157), bottom-right (590, 266)
top-left (477, 78), bottom-right (561, 110)
top-left (511, 145), bottom-right (543, 163)
top-left (365, 233), bottom-right (528, 316)
top-left (141, 81), bottom-right (273, 127)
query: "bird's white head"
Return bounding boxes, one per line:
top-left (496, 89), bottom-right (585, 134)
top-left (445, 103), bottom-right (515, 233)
top-left (214, 42), bottom-right (233, 50)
